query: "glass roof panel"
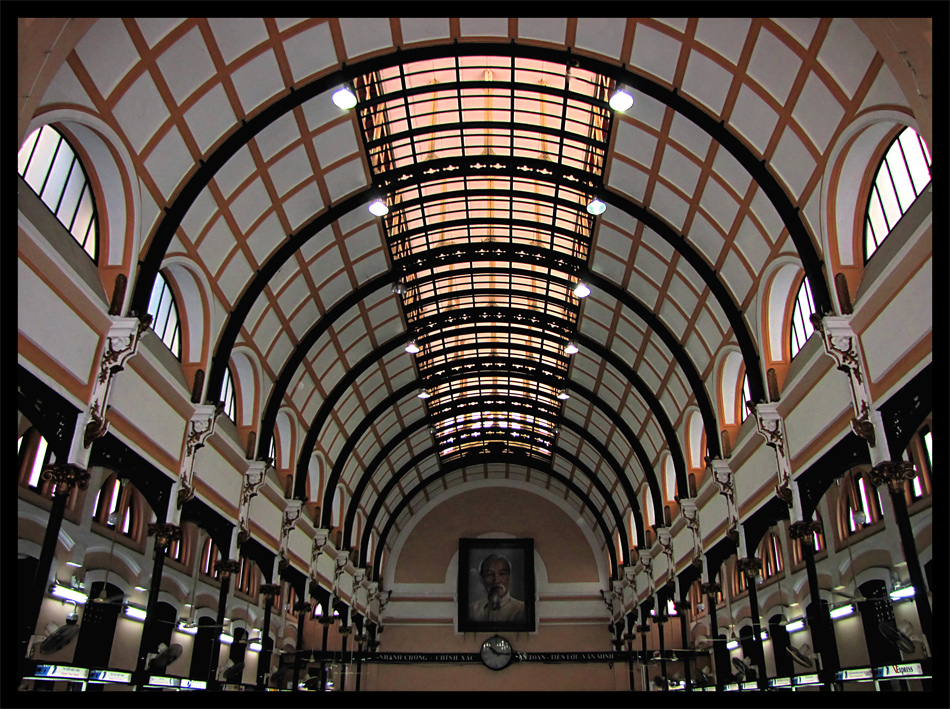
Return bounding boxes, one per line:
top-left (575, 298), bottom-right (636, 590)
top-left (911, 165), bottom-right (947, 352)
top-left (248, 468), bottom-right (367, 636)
top-left (356, 54), bottom-right (612, 463)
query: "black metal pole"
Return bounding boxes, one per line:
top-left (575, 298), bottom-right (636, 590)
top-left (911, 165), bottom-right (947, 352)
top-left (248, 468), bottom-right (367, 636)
top-left (744, 569), bottom-right (768, 689)
top-left (339, 606), bottom-right (350, 691)
top-left (291, 600), bottom-right (310, 691)
top-left (19, 466), bottom-right (88, 684)
top-left (801, 535), bottom-right (839, 689)
top-left (209, 559), bottom-right (237, 688)
top-left (134, 524), bottom-right (179, 689)
top-left (257, 584), bottom-right (278, 690)
top-left (677, 596), bottom-right (692, 691)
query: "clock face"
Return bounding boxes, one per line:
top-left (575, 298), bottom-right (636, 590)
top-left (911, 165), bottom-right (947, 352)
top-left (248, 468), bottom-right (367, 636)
top-left (480, 635), bottom-right (513, 670)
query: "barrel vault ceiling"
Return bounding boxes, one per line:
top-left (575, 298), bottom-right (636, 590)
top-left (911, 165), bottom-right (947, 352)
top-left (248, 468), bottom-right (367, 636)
top-left (54, 18), bottom-right (898, 577)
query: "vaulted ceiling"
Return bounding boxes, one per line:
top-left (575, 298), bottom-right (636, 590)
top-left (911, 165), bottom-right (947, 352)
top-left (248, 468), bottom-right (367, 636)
top-left (52, 18), bottom-right (903, 578)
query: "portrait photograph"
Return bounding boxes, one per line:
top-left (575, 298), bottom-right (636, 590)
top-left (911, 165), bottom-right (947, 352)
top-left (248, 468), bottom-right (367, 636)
top-left (457, 538), bottom-right (535, 633)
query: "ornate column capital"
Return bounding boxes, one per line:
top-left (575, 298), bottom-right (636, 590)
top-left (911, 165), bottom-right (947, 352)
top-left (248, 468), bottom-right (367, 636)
top-left (147, 522), bottom-right (182, 552)
top-left (707, 458), bottom-right (740, 542)
top-left (867, 460), bottom-right (918, 494)
top-left (237, 461), bottom-right (270, 546)
top-left (699, 581), bottom-right (721, 598)
top-left (40, 463), bottom-right (90, 496)
top-left (259, 583), bottom-right (281, 598)
top-left (274, 499), bottom-right (302, 568)
top-left (737, 557), bottom-right (762, 578)
top-left (310, 528), bottom-right (331, 582)
top-left (789, 520), bottom-right (823, 545)
top-left (214, 558), bottom-right (241, 578)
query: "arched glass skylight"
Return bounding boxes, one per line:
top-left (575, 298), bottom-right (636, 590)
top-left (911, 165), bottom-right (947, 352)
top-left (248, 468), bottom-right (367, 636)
top-left (864, 126), bottom-right (931, 261)
top-left (789, 276), bottom-right (816, 359)
top-left (146, 271), bottom-right (181, 359)
top-left (18, 125), bottom-right (98, 261)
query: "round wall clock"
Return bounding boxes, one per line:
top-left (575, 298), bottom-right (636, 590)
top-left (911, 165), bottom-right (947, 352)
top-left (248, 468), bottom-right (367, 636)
top-left (480, 634), bottom-right (514, 670)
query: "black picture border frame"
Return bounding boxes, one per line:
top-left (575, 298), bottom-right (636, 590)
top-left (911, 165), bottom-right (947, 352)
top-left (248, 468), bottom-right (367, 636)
top-left (458, 538), bottom-right (535, 633)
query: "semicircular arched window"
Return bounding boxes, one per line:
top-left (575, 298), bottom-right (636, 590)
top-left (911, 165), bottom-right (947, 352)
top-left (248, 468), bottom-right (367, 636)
top-left (789, 276), bottom-right (816, 360)
top-left (221, 365), bottom-right (237, 422)
top-left (864, 126), bottom-right (931, 261)
top-left (146, 271), bottom-right (182, 359)
top-left (18, 125), bottom-right (98, 261)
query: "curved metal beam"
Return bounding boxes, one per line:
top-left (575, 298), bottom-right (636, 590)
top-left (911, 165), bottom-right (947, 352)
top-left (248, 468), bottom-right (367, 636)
top-left (140, 44), bottom-right (825, 420)
top-left (369, 451), bottom-right (622, 581)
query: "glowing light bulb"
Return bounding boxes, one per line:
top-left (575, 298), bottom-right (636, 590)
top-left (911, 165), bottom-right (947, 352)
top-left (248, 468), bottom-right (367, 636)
top-left (573, 281), bottom-right (591, 298)
top-left (405, 340), bottom-right (420, 354)
top-left (587, 198), bottom-right (607, 215)
top-left (565, 340), bottom-right (579, 355)
top-left (368, 198), bottom-right (389, 216)
top-left (418, 389), bottom-right (431, 399)
top-left (609, 89), bottom-right (635, 112)
top-left (557, 390), bottom-right (570, 401)
top-left (332, 86), bottom-right (357, 109)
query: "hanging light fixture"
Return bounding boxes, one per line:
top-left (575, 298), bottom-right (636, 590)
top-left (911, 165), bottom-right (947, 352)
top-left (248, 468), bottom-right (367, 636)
top-left (609, 87), bottom-right (635, 112)
top-left (557, 389), bottom-right (570, 401)
top-left (565, 340), bottom-right (579, 355)
top-left (573, 281), bottom-right (591, 298)
top-left (405, 340), bottom-right (420, 354)
top-left (417, 389), bottom-right (431, 399)
top-left (586, 198), bottom-right (607, 215)
top-left (392, 280), bottom-right (406, 295)
top-left (368, 198), bottom-right (389, 216)
top-left (332, 85), bottom-right (358, 110)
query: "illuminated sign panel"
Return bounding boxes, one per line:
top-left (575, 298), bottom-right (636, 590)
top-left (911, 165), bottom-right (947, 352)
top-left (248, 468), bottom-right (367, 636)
top-left (874, 663), bottom-right (923, 679)
top-left (836, 668), bottom-right (873, 681)
top-left (793, 674), bottom-right (820, 685)
top-left (148, 676), bottom-right (180, 687)
top-left (180, 679), bottom-right (207, 689)
top-left (34, 665), bottom-right (89, 680)
top-left (88, 669), bottom-right (132, 683)
top-left (769, 677), bottom-right (792, 687)
top-left (740, 681), bottom-right (758, 690)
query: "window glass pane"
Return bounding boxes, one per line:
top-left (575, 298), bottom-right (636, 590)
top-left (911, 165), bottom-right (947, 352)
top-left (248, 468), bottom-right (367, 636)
top-left (923, 429), bottom-right (931, 469)
top-left (71, 186), bottom-right (95, 245)
top-left (28, 435), bottom-right (50, 487)
top-left (901, 130), bottom-right (932, 193)
top-left (866, 189), bottom-right (886, 251)
top-left (875, 165), bottom-right (902, 230)
top-left (18, 128), bottom-right (41, 175)
top-left (56, 164), bottom-right (84, 228)
top-left (41, 146), bottom-right (73, 211)
top-left (886, 150), bottom-right (916, 213)
top-left (23, 127), bottom-right (60, 190)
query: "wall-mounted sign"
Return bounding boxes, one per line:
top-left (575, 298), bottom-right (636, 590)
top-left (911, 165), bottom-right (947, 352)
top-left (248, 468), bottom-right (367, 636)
top-left (836, 668), bottom-right (873, 681)
top-left (740, 680), bottom-right (758, 690)
top-left (723, 683), bottom-right (739, 691)
top-left (364, 651), bottom-right (626, 664)
top-left (88, 669), bottom-right (131, 683)
top-left (34, 665), bottom-right (88, 680)
top-left (180, 679), bottom-right (207, 689)
top-left (874, 663), bottom-right (923, 679)
top-left (147, 676), bottom-right (180, 687)
top-left (793, 673), bottom-right (820, 685)
top-left (769, 677), bottom-right (791, 687)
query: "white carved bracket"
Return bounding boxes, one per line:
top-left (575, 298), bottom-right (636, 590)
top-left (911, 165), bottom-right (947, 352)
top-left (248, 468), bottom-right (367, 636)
top-left (680, 499), bottom-right (703, 568)
top-left (237, 462), bottom-right (269, 546)
top-left (814, 316), bottom-right (882, 454)
top-left (310, 528), bottom-right (330, 584)
top-left (68, 317), bottom-right (150, 469)
top-left (751, 403), bottom-right (793, 506)
top-left (174, 404), bottom-right (219, 512)
top-left (275, 499), bottom-right (303, 565)
top-left (656, 528), bottom-right (674, 584)
top-left (709, 458), bottom-right (739, 542)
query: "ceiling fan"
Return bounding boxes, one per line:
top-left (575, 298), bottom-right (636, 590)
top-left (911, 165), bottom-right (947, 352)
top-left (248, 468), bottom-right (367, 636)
top-left (878, 620), bottom-right (917, 654)
top-left (37, 615), bottom-right (81, 655)
top-left (786, 642), bottom-right (815, 669)
top-left (731, 656), bottom-right (756, 681)
top-left (147, 642), bottom-right (183, 672)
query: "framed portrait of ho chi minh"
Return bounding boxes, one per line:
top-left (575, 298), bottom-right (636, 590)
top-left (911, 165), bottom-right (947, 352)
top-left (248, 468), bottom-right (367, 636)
top-left (458, 538), bottom-right (535, 633)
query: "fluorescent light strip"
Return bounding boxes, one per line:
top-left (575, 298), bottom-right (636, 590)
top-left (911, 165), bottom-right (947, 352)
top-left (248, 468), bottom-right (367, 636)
top-left (50, 583), bottom-right (88, 604)
top-left (785, 619), bottom-right (805, 633)
top-left (829, 604), bottom-right (854, 619)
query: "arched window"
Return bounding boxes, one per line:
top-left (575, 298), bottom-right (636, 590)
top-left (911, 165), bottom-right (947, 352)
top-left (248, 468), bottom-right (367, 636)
top-left (18, 125), bottom-right (98, 261)
top-left (789, 276), bottom-right (816, 359)
top-left (864, 127), bottom-right (931, 261)
top-left (236, 555), bottom-right (257, 597)
top-left (200, 536), bottom-right (221, 580)
top-left (733, 558), bottom-right (747, 596)
top-left (147, 271), bottom-right (182, 359)
top-left (741, 371), bottom-right (752, 421)
top-left (18, 427), bottom-right (55, 495)
top-left (91, 475), bottom-right (139, 539)
top-left (903, 422), bottom-right (932, 504)
top-left (758, 532), bottom-right (784, 580)
top-left (221, 365), bottom-right (237, 422)
top-left (838, 469), bottom-right (884, 538)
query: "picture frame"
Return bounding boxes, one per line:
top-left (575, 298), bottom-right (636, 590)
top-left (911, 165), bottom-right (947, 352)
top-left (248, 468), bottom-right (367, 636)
top-left (458, 538), bottom-right (535, 633)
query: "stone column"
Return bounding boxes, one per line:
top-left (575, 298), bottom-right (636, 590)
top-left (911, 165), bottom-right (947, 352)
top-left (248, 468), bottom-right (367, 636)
top-left (134, 523), bottom-right (182, 687)
top-left (737, 555), bottom-right (767, 688)
top-left (256, 583), bottom-right (280, 690)
top-left (291, 599), bottom-right (311, 691)
top-left (790, 517), bottom-right (839, 690)
top-left (209, 558), bottom-right (240, 686)
top-left (867, 460), bottom-right (932, 653)
top-left (19, 464), bottom-right (89, 678)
